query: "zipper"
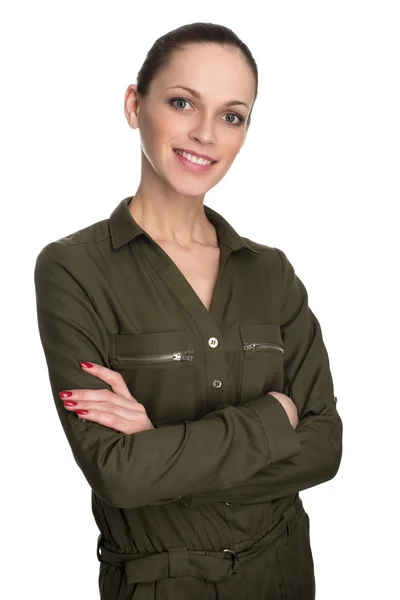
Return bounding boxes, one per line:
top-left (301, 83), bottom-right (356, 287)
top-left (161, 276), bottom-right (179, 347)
top-left (243, 342), bottom-right (284, 354)
top-left (111, 348), bottom-right (195, 365)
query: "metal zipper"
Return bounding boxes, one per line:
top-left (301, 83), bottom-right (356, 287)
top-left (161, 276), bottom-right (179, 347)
top-left (112, 349), bottom-right (195, 365)
top-left (243, 342), bottom-right (284, 354)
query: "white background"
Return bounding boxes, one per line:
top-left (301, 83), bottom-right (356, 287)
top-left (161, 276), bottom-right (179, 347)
top-left (1, 1), bottom-right (399, 598)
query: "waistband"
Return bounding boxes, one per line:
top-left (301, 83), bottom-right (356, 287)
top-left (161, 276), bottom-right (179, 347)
top-left (96, 495), bottom-right (304, 584)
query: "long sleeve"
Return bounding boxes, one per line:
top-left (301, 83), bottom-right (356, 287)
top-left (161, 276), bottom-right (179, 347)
top-left (34, 242), bottom-right (302, 511)
top-left (182, 248), bottom-right (343, 507)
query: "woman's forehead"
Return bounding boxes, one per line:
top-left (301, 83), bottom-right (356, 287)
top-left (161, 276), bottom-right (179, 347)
top-left (153, 46), bottom-right (254, 100)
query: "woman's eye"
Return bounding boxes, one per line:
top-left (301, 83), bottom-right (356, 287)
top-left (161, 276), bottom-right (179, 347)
top-left (224, 113), bottom-right (244, 126)
top-left (169, 98), bottom-right (244, 127)
top-left (170, 98), bottom-right (191, 111)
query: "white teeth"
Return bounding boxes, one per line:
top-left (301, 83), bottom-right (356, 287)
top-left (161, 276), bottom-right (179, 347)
top-left (174, 149), bottom-right (213, 166)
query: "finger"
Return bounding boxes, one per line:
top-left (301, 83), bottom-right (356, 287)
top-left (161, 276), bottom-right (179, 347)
top-left (79, 361), bottom-right (137, 402)
top-left (64, 399), bottom-right (146, 420)
top-left (60, 388), bottom-right (137, 411)
top-left (69, 404), bottom-right (148, 435)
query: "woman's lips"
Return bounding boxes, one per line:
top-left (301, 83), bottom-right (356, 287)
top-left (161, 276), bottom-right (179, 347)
top-left (173, 148), bottom-right (216, 162)
top-left (173, 149), bottom-right (217, 173)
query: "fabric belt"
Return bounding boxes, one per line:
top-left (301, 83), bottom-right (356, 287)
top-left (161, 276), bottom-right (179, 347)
top-left (97, 495), bottom-right (304, 584)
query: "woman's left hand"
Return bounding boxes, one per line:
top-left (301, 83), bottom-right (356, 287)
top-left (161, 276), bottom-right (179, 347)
top-left (59, 361), bottom-right (155, 434)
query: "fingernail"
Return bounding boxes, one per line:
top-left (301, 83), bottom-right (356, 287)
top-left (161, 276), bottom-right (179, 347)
top-left (59, 391), bottom-right (73, 398)
top-left (80, 362), bottom-right (93, 368)
top-left (63, 401), bottom-right (77, 406)
top-left (75, 410), bottom-right (88, 415)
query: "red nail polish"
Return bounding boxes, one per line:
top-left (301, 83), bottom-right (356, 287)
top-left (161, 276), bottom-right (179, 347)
top-left (75, 410), bottom-right (88, 415)
top-left (63, 401), bottom-right (77, 406)
top-left (80, 362), bottom-right (93, 368)
top-left (59, 391), bottom-right (73, 398)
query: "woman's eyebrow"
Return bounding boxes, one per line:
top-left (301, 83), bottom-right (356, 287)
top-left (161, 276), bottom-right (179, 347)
top-left (166, 85), bottom-right (249, 109)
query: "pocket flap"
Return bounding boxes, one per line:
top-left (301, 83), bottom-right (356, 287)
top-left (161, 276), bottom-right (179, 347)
top-left (239, 323), bottom-right (283, 346)
top-left (110, 329), bottom-right (191, 357)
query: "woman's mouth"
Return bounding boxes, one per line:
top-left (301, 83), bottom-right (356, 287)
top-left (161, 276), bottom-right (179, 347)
top-left (173, 148), bottom-right (217, 173)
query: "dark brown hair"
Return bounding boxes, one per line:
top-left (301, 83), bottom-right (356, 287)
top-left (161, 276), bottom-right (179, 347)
top-left (135, 22), bottom-right (258, 125)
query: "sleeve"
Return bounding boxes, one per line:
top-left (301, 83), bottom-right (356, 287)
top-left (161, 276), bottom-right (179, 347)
top-left (34, 242), bottom-right (302, 510)
top-left (180, 248), bottom-right (343, 507)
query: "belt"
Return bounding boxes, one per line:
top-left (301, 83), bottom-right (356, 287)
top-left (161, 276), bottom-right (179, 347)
top-left (97, 495), bottom-right (304, 584)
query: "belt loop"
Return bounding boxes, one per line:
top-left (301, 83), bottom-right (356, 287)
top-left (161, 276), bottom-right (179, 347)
top-left (282, 503), bottom-right (299, 536)
top-left (97, 533), bottom-right (104, 562)
top-left (167, 547), bottom-right (189, 578)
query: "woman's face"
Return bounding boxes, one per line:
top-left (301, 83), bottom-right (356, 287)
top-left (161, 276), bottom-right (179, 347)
top-left (126, 43), bottom-right (255, 198)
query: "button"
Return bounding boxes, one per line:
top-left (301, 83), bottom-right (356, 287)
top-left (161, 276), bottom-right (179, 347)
top-left (208, 337), bottom-right (219, 348)
top-left (213, 379), bottom-right (222, 388)
top-left (178, 496), bottom-right (182, 499)
top-left (225, 502), bottom-right (231, 506)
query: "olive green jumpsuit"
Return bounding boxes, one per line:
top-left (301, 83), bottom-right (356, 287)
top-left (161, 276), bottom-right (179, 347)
top-left (34, 196), bottom-right (343, 599)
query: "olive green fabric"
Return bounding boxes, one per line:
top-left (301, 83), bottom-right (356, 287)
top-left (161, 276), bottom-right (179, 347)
top-left (34, 195), bottom-right (342, 599)
top-left (96, 494), bottom-right (315, 598)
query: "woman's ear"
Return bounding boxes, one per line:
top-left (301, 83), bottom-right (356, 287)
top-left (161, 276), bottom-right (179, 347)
top-left (124, 84), bottom-right (140, 129)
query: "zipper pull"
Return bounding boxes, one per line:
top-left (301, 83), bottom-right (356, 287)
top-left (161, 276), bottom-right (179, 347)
top-left (243, 342), bottom-right (284, 354)
top-left (243, 343), bottom-right (256, 351)
top-left (172, 352), bottom-right (194, 361)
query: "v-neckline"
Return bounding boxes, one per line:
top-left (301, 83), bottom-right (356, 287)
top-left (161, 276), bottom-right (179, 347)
top-left (153, 238), bottom-right (224, 315)
top-left (138, 234), bottom-right (230, 322)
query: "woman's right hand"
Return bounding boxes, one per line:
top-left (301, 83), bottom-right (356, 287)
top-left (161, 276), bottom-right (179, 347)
top-left (268, 391), bottom-right (299, 429)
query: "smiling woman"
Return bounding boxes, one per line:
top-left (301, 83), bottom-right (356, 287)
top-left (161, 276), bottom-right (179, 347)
top-left (34, 21), bottom-right (342, 600)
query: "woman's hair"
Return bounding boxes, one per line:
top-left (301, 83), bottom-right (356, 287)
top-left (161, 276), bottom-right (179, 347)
top-left (136, 22), bottom-right (258, 125)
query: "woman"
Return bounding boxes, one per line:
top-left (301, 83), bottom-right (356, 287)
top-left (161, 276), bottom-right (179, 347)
top-left (34, 22), bottom-right (343, 600)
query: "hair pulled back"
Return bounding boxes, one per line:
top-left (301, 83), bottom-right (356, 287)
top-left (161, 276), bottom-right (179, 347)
top-left (135, 22), bottom-right (258, 125)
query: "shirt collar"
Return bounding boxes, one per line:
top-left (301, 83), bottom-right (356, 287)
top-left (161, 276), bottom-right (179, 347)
top-left (109, 196), bottom-right (260, 255)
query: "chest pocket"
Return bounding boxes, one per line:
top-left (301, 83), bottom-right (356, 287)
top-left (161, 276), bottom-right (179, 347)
top-left (239, 323), bottom-right (284, 402)
top-left (109, 329), bottom-right (196, 425)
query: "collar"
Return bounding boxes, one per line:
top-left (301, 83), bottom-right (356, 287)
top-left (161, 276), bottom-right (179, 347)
top-left (109, 196), bottom-right (260, 254)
